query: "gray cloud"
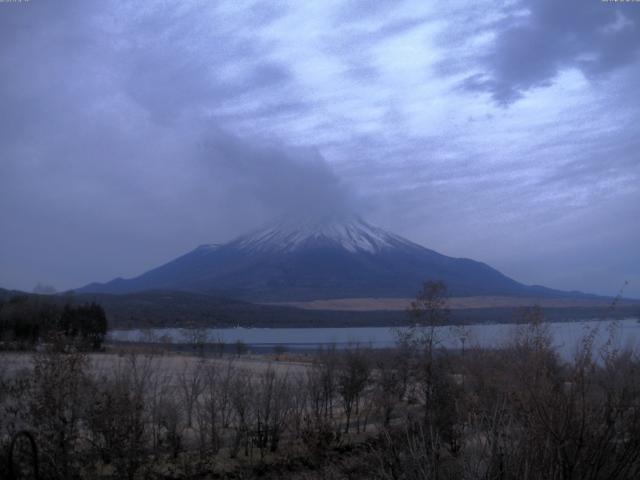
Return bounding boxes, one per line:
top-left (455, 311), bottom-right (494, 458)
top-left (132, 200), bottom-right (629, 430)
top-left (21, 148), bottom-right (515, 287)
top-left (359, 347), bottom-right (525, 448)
top-left (117, 3), bottom-right (294, 125)
top-left (199, 130), bottom-right (357, 219)
top-left (460, 0), bottom-right (640, 105)
top-left (335, 0), bottom-right (407, 22)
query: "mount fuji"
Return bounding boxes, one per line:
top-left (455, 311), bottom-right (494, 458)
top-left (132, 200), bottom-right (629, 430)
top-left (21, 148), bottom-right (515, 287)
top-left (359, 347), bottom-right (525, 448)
top-left (77, 217), bottom-right (581, 301)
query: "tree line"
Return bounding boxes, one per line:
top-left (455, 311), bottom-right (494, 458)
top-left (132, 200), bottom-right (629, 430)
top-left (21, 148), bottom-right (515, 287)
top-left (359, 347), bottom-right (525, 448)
top-left (0, 295), bottom-right (107, 350)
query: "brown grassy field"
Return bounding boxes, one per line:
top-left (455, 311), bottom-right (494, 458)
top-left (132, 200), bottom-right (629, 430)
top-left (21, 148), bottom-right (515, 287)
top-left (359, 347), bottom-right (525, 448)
top-left (265, 295), bottom-right (639, 311)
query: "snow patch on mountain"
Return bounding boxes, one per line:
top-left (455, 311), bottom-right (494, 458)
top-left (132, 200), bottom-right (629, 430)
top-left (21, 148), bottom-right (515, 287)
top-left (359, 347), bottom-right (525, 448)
top-left (195, 243), bottom-right (221, 252)
top-left (231, 217), bottom-right (418, 254)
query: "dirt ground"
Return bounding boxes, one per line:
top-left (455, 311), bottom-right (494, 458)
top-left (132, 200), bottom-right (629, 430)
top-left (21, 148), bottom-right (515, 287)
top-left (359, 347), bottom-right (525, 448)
top-left (0, 350), bottom-right (311, 380)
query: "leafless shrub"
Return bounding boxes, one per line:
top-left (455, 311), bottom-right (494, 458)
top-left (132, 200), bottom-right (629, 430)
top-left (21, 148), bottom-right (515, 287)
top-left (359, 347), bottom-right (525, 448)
top-left (155, 395), bottom-right (184, 459)
top-left (229, 367), bottom-right (254, 459)
top-left (29, 345), bottom-right (89, 479)
top-left (86, 355), bottom-right (151, 480)
top-left (307, 345), bottom-right (338, 422)
top-left (180, 326), bottom-right (210, 356)
top-left (253, 366), bottom-right (292, 457)
top-left (234, 340), bottom-right (249, 356)
top-left (337, 347), bottom-right (371, 433)
top-left (371, 352), bottom-right (405, 427)
top-left (287, 372), bottom-right (309, 440)
top-left (0, 361), bottom-right (32, 479)
top-left (211, 333), bottom-right (226, 357)
top-left (177, 358), bottom-right (204, 428)
top-left (197, 360), bottom-right (230, 456)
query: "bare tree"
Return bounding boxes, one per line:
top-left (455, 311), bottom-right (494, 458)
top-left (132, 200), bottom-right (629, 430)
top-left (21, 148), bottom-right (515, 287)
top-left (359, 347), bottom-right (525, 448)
top-left (229, 368), bottom-right (253, 458)
top-left (181, 326), bottom-right (210, 356)
top-left (407, 280), bottom-right (450, 426)
top-left (337, 347), bottom-right (371, 433)
top-left (253, 366), bottom-right (292, 457)
top-left (372, 352), bottom-right (405, 427)
top-left (197, 359), bottom-right (235, 456)
top-left (177, 358), bottom-right (204, 428)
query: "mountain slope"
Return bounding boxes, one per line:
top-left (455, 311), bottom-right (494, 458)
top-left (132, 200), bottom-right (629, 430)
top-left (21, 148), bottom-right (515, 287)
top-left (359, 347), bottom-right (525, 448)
top-left (77, 217), bottom-right (588, 301)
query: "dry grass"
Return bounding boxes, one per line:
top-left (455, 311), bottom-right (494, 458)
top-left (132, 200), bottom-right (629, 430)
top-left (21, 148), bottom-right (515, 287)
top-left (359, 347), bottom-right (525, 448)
top-left (264, 295), bottom-right (639, 311)
top-left (0, 351), bottom-right (311, 380)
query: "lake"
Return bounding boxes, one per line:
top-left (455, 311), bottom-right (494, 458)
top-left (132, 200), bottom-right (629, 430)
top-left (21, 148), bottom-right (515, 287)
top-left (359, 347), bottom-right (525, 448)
top-left (109, 318), bottom-right (640, 359)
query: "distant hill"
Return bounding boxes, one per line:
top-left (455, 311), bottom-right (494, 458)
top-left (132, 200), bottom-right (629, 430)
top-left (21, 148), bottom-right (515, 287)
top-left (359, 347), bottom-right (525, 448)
top-left (76, 216), bottom-right (598, 301)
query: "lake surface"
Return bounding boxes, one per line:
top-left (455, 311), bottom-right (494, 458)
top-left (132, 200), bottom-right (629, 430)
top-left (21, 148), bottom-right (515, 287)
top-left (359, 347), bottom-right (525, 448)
top-left (109, 318), bottom-right (640, 359)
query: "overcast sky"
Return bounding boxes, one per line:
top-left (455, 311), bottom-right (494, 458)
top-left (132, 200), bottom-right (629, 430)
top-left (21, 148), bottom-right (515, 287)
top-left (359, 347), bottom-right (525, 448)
top-left (1, 0), bottom-right (639, 298)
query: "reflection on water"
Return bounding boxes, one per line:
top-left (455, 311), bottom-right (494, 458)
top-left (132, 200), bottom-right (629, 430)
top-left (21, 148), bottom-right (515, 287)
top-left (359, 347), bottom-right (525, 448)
top-left (109, 318), bottom-right (640, 360)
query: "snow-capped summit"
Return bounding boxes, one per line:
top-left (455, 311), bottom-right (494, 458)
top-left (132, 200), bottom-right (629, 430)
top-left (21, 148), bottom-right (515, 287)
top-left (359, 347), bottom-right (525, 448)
top-left (77, 216), bottom-right (572, 301)
top-left (231, 216), bottom-right (417, 254)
